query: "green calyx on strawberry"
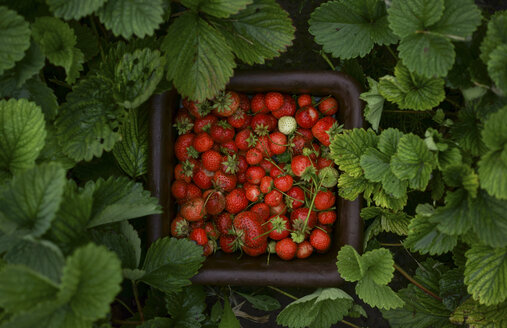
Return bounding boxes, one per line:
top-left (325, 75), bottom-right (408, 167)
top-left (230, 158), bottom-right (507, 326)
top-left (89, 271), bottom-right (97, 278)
top-left (326, 122), bottom-right (343, 144)
top-left (254, 123), bottom-right (270, 136)
top-left (300, 165), bottom-right (317, 182)
top-left (173, 117), bottom-right (194, 135)
top-left (246, 133), bottom-right (258, 147)
top-left (187, 146), bottom-right (199, 159)
top-left (221, 154), bottom-right (239, 174)
top-left (290, 230), bottom-right (307, 244)
top-left (181, 160), bottom-right (195, 177)
top-left (212, 91), bottom-right (239, 117)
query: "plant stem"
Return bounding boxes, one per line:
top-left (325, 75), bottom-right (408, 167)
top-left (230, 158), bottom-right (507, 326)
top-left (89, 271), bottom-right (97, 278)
top-left (115, 298), bottom-right (135, 316)
top-left (383, 109), bottom-right (432, 114)
top-left (342, 320), bottom-right (362, 328)
top-left (112, 319), bottom-right (143, 325)
top-left (393, 264), bottom-right (442, 301)
top-left (268, 286), bottom-right (298, 300)
top-left (380, 243), bottom-right (403, 247)
top-left (320, 51), bottom-right (336, 71)
top-left (131, 280), bottom-right (145, 322)
top-left (386, 45), bottom-right (397, 61)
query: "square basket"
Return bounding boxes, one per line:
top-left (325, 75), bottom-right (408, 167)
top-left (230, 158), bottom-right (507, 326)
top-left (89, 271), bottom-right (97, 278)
top-left (146, 71), bottom-right (364, 287)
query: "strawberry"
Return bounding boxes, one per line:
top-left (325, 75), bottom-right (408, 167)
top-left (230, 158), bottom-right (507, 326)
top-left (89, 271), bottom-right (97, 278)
top-left (171, 216), bottom-right (189, 238)
top-left (260, 176), bottom-right (274, 194)
top-left (214, 212), bottom-right (233, 235)
top-left (270, 202), bottom-right (287, 216)
top-left (213, 170), bottom-right (237, 192)
top-left (220, 140), bottom-right (238, 155)
top-left (290, 135), bottom-right (306, 156)
top-left (272, 95), bottom-right (296, 118)
top-left (297, 128), bottom-right (314, 143)
top-left (274, 175), bottom-right (293, 192)
top-left (237, 155), bottom-right (248, 173)
top-left (265, 92), bottom-right (285, 112)
top-left (201, 150), bottom-right (222, 172)
top-left (171, 180), bottom-right (187, 199)
top-left (297, 94), bottom-right (312, 108)
top-left (251, 93), bottom-right (269, 114)
top-left (246, 148), bottom-right (263, 165)
top-left (270, 165), bottom-right (285, 178)
top-left (190, 220), bottom-right (205, 230)
top-left (235, 128), bottom-right (255, 151)
top-left (189, 228), bottom-right (208, 246)
top-left (210, 121), bottom-right (234, 143)
top-left (183, 98), bottom-right (210, 119)
top-left (221, 154), bottom-right (240, 174)
top-left (204, 221), bottom-right (219, 240)
top-left (238, 93), bottom-right (250, 112)
top-left (276, 238), bottom-right (297, 260)
top-left (225, 189), bottom-right (248, 214)
top-left (173, 111), bottom-right (194, 135)
top-left (317, 157), bottom-right (334, 169)
top-left (193, 167), bottom-right (213, 190)
top-left (193, 114), bottom-right (217, 134)
top-left (296, 241), bottom-right (313, 259)
top-left (246, 166), bottom-right (265, 184)
top-left (259, 158), bottom-right (275, 173)
top-left (295, 106), bottom-right (319, 129)
top-left (317, 223), bottom-right (333, 235)
top-left (291, 155), bottom-right (313, 177)
top-left (245, 183), bottom-right (261, 202)
top-left (181, 197), bottom-right (206, 221)
top-left (314, 190), bottom-right (336, 210)
top-left (212, 91), bottom-right (240, 117)
top-left (269, 132), bottom-right (288, 155)
top-left (174, 161), bottom-right (195, 183)
top-left (255, 135), bottom-right (272, 157)
top-left (278, 116), bottom-right (297, 135)
top-left (219, 234), bottom-right (237, 253)
top-left (290, 207), bottom-right (317, 230)
top-left (175, 133), bottom-right (198, 161)
top-left (203, 190), bottom-right (225, 215)
top-left (318, 211), bottom-right (337, 225)
top-left (286, 186), bottom-right (305, 209)
top-left (265, 189), bottom-right (283, 207)
top-left (185, 183), bottom-right (202, 201)
top-left (267, 215), bottom-right (291, 240)
top-left (227, 109), bottom-right (248, 128)
top-left (312, 117), bottom-right (337, 146)
top-left (237, 171), bottom-right (247, 184)
top-left (251, 203), bottom-right (270, 222)
top-left (251, 113), bottom-right (275, 136)
top-left (318, 96), bottom-right (338, 116)
top-left (203, 239), bottom-right (216, 256)
top-left (193, 132), bottom-right (214, 153)
top-left (233, 211), bottom-right (266, 248)
top-left (242, 242), bottom-right (267, 257)
top-left (310, 229), bottom-right (331, 252)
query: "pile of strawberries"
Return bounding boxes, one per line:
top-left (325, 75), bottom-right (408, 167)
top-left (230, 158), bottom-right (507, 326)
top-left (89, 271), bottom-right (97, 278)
top-left (171, 90), bottom-right (342, 261)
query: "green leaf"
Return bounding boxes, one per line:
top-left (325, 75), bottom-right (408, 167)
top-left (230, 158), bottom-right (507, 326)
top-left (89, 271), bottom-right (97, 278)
top-left (4, 238), bottom-right (64, 283)
top-left (59, 243), bottom-right (122, 320)
top-left (21, 79), bottom-right (59, 122)
top-left (431, 0), bottom-right (482, 37)
top-left (388, 0), bottom-right (444, 38)
top-left (162, 12), bottom-right (235, 102)
top-left (391, 133), bottom-right (434, 190)
top-left (141, 237), bottom-right (204, 293)
top-left (356, 277), bottom-right (404, 310)
top-left (450, 298), bottom-right (507, 327)
top-left (181, 0), bottom-right (252, 18)
top-left (219, 299), bottom-right (240, 328)
top-left (0, 99), bottom-right (46, 174)
top-left (439, 268), bottom-right (467, 311)
top-left (0, 6), bottom-right (30, 75)
top-left (85, 176), bottom-right (161, 228)
top-left (488, 44), bottom-right (507, 94)
top-left (31, 17), bottom-right (84, 84)
top-left (277, 288), bottom-right (353, 328)
top-left (213, 0), bottom-right (294, 65)
top-left (430, 189), bottom-right (472, 235)
top-left (309, 0), bottom-right (397, 60)
top-left (379, 63), bottom-right (445, 111)
top-left (47, 0), bottom-right (107, 20)
top-left (70, 22), bottom-right (99, 61)
top-left (469, 190), bottom-right (507, 248)
top-left (465, 244), bottom-right (507, 305)
top-left (480, 11), bottom-right (507, 65)
top-left (336, 245), bottom-right (366, 282)
top-left (0, 265), bottom-right (59, 313)
top-left (329, 128), bottom-right (378, 177)
top-left (166, 285), bottom-right (206, 328)
top-left (136, 318), bottom-right (174, 328)
top-left (360, 77), bottom-right (385, 131)
top-left (55, 76), bottom-right (122, 161)
top-left (337, 173), bottom-right (372, 200)
top-left (451, 104), bottom-right (488, 157)
top-left (479, 106), bottom-right (507, 199)
top-left (37, 126), bottom-right (75, 169)
top-left (0, 163), bottom-right (65, 237)
top-left (236, 291), bottom-right (281, 311)
top-left (361, 207), bottom-right (410, 236)
top-left (0, 41), bottom-right (45, 89)
top-left (362, 248), bottom-right (395, 285)
top-left (98, 0), bottom-right (164, 39)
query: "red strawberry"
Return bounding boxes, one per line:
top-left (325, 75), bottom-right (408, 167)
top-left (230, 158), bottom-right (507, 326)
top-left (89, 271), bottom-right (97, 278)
top-left (189, 228), bottom-right (208, 246)
top-left (276, 238), bottom-right (297, 260)
top-left (204, 221), bottom-right (219, 240)
top-left (213, 171), bottom-right (237, 192)
top-left (235, 128), bottom-right (255, 151)
top-left (290, 207), bottom-right (317, 230)
top-left (291, 155), bottom-right (313, 177)
top-left (317, 223), bottom-right (333, 235)
top-left (274, 175), bottom-right (293, 192)
top-left (255, 135), bottom-right (272, 157)
top-left (227, 109), bottom-right (248, 128)
top-left (220, 234), bottom-right (237, 253)
top-left (245, 183), bottom-right (261, 202)
top-left (317, 157), bottom-right (334, 169)
top-left (181, 198), bottom-right (206, 222)
top-left (174, 161), bottom-right (194, 183)
top-left (267, 215), bottom-right (291, 240)
top-left (237, 171), bottom-right (247, 184)
top-left (175, 133), bottom-right (198, 161)
top-left (246, 148), bottom-right (263, 165)
top-left (171, 180), bottom-right (188, 199)
top-left (193, 132), bottom-right (214, 153)
top-left (171, 216), bottom-right (189, 238)
top-left (237, 155), bottom-right (248, 173)
top-left (251, 203), bottom-right (270, 222)
top-left (193, 114), bottom-right (217, 134)
top-left (318, 211), bottom-right (337, 225)
top-left (220, 140), bottom-right (238, 155)
top-left (193, 167), bottom-right (213, 190)
top-left (265, 189), bottom-right (283, 207)
top-left (295, 106), bottom-right (319, 129)
top-left (233, 211), bottom-right (266, 248)
top-left (174, 111), bottom-right (194, 135)
top-left (297, 94), bottom-right (312, 108)
top-left (319, 96), bottom-right (338, 116)
top-left (214, 212), bottom-right (233, 235)
top-left (183, 98), bottom-right (210, 119)
top-left (296, 241), bottom-right (313, 259)
top-left (270, 165), bottom-right (285, 178)
top-left (212, 91), bottom-right (240, 117)
top-left (265, 92), bottom-right (285, 112)
top-left (185, 183), bottom-right (202, 201)
top-left (297, 128), bottom-right (314, 143)
top-left (251, 113), bottom-right (275, 136)
top-left (270, 202), bottom-right (287, 216)
top-left (272, 95), bottom-right (296, 118)
top-left (259, 159), bottom-right (275, 173)
top-left (190, 220), bottom-right (205, 230)
top-left (201, 150), bottom-right (222, 172)
top-left (203, 190), bottom-right (225, 215)
top-left (310, 229), bottom-right (331, 252)
top-left (246, 166), bottom-right (265, 184)
top-left (238, 93), bottom-right (250, 112)
top-left (290, 135), bottom-right (306, 155)
top-left (225, 189), bottom-right (248, 214)
top-left (307, 142), bottom-right (321, 161)
top-left (203, 239), bottom-right (216, 256)
top-left (286, 186), bottom-right (305, 209)
top-left (314, 190), bottom-right (336, 210)
top-left (251, 93), bottom-right (269, 113)
top-left (242, 242), bottom-right (267, 257)
top-left (210, 121), bottom-right (234, 143)
top-left (312, 117), bottom-right (337, 146)
top-left (260, 176), bottom-right (274, 194)
top-left (269, 132), bottom-right (287, 155)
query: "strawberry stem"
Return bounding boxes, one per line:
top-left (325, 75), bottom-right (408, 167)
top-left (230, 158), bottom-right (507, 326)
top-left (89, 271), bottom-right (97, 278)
top-left (394, 263), bottom-right (442, 301)
top-left (267, 286), bottom-right (298, 300)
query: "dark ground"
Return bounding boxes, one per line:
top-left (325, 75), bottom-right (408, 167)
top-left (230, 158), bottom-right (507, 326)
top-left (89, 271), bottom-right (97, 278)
top-left (233, 0), bottom-right (507, 327)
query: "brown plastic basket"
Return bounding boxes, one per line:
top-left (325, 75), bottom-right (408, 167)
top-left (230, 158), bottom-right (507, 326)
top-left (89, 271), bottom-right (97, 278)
top-left (147, 71), bottom-right (364, 287)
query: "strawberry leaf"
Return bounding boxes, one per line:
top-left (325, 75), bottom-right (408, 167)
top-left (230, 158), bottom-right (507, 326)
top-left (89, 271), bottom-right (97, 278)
top-left (47, 0), bottom-right (107, 20)
top-left (360, 77), bottom-right (385, 132)
top-left (181, 0), bottom-right (252, 18)
top-left (356, 277), bottom-right (404, 310)
top-left (450, 298), bottom-right (507, 326)
top-left (0, 6), bottom-right (30, 76)
top-left (487, 44), bottom-right (507, 94)
top-left (166, 285), bottom-right (206, 327)
top-left (480, 11), bottom-right (507, 65)
top-left (309, 0), bottom-right (397, 60)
